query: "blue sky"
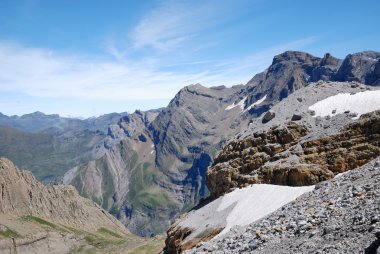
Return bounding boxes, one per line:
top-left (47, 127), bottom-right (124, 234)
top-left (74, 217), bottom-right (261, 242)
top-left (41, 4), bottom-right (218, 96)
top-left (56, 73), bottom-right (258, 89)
top-left (0, 0), bottom-right (379, 117)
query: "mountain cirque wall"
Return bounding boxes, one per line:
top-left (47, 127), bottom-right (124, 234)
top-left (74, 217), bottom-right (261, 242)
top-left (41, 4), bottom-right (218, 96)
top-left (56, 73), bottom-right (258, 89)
top-left (207, 110), bottom-right (380, 199)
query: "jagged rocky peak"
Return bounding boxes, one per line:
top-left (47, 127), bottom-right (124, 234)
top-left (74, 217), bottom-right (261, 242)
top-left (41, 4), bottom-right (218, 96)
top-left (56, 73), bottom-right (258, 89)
top-left (272, 50), bottom-right (321, 65)
top-left (320, 52), bottom-right (340, 66)
top-left (336, 50), bottom-right (380, 84)
top-left (106, 109), bottom-right (158, 141)
top-left (244, 50), bottom-right (380, 118)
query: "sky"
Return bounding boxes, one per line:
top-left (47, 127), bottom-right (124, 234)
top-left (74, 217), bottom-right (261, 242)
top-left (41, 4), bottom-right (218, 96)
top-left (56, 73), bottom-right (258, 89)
top-left (0, 0), bottom-right (379, 118)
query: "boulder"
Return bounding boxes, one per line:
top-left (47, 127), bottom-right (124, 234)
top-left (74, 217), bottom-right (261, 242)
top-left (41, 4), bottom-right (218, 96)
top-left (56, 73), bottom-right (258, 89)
top-left (262, 111), bottom-right (276, 123)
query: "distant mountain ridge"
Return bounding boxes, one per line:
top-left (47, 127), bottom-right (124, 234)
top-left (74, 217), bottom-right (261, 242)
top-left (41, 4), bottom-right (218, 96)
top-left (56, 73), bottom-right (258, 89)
top-left (0, 111), bottom-right (129, 133)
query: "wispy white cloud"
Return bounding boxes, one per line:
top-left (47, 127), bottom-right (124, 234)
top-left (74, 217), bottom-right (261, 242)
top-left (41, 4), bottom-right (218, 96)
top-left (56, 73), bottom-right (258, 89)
top-left (129, 0), bottom-right (236, 51)
top-left (0, 36), bottom-right (316, 104)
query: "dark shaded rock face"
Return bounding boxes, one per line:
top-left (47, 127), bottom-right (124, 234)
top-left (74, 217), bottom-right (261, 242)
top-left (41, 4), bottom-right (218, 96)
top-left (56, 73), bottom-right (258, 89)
top-left (335, 51), bottom-right (380, 84)
top-left (244, 51), bottom-right (379, 120)
top-left (262, 111), bottom-right (275, 123)
top-left (207, 111), bottom-right (380, 199)
top-left (246, 51), bottom-right (323, 106)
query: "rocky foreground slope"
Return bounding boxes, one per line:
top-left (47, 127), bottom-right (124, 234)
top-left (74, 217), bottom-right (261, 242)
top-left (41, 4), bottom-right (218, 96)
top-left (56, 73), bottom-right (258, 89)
top-left (186, 157), bottom-right (380, 254)
top-left (0, 157), bottom-right (163, 254)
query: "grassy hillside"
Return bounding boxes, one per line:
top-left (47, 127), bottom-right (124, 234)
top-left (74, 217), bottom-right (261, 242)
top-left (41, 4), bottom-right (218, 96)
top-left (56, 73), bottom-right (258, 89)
top-left (0, 214), bottom-right (164, 254)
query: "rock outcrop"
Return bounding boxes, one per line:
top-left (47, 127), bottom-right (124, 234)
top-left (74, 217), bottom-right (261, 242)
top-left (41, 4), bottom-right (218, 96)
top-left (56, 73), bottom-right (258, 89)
top-left (207, 110), bottom-right (380, 198)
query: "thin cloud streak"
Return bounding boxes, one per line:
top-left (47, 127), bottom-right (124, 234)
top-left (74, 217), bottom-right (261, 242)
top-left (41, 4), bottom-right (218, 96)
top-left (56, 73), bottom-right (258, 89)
top-left (129, 1), bottom-right (237, 51)
top-left (0, 37), bottom-right (316, 103)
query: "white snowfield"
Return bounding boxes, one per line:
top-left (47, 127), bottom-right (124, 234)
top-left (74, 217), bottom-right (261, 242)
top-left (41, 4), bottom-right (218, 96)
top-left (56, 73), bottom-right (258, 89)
top-left (178, 184), bottom-right (314, 243)
top-left (244, 95), bottom-right (267, 112)
top-left (309, 90), bottom-right (380, 119)
top-left (225, 97), bottom-right (247, 110)
top-left (216, 184), bottom-right (314, 236)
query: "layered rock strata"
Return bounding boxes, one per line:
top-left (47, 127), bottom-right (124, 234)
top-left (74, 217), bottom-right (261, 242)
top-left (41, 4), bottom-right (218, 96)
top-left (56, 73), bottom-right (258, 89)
top-left (207, 111), bottom-right (380, 198)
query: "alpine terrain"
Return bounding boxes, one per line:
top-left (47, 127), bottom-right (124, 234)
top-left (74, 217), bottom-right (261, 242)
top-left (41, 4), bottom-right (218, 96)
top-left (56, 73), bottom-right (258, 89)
top-left (1, 51), bottom-right (379, 239)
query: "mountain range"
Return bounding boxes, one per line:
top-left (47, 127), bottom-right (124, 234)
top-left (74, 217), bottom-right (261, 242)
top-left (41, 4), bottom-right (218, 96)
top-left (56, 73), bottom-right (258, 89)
top-left (0, 50), bottom-right (379, 239)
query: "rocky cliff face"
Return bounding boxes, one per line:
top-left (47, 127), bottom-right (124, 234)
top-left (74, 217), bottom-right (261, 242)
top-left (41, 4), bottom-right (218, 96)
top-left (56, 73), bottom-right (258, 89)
top-left (243, 51), bottom-right (380, 117)
top-left (207, 110), bottom-right (380, 198)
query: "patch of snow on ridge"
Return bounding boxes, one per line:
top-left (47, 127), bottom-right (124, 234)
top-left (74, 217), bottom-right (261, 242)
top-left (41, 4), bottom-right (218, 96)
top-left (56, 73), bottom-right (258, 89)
top-left (225, 97), bottom-right (247, 111)
top-left (216, 184), bottom-right (314, 236)
top-left (309, 90), bottom-right (380, 119)
top-left (244, 95), bottom-right (267, 112)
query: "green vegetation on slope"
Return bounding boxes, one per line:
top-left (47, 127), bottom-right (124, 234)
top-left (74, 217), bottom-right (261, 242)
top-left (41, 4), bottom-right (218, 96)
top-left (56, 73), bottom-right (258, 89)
top-left (0, 125), bottom-right (104, 182)
top-left (128, 162), bottom-right (176, 211)
top-left (21, 215), bottom-right (69, 233)
top-left (15, 215), bottom-right (163, 254)
top-left (126, 236), bottom-right (165, 254)
top-left (0, 226), bottom-right (21, 238)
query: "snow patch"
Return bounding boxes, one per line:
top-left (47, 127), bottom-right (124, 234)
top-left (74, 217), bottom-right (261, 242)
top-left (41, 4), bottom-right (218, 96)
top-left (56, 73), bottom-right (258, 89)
top-left (216, 184), bottom-right (314, 236)
top-left (225, 97), bottom-right (247, 111)
top-left (309, 90), bottom-right (380, 119)
top-left (244, 95), bottom-right (267, 112)
top-left (177, 183), bottom-right (314, 244)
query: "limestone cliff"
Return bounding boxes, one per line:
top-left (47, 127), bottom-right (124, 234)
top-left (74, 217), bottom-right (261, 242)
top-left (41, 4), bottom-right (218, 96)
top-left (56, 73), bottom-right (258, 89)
top-left (207, 110), bottom-right (380, 198)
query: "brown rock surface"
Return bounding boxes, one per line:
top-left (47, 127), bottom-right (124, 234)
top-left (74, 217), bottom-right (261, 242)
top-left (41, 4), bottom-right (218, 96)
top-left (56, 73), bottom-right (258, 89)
top-left (165, 225), bottom-right (223, 254)
top-left (207, 110), bottom-right (380, 198)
